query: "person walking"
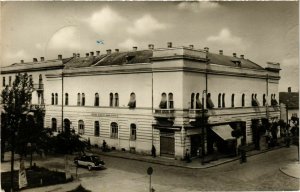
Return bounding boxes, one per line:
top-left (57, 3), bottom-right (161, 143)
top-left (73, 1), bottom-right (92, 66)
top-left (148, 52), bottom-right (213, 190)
top-left (151, 145), bottom-right (156, 157)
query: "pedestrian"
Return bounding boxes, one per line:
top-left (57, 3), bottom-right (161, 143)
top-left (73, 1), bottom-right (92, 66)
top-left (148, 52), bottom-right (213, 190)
top-left (151, 145), bottom-right (156, 157)
top-left (102, 140), bottom-right (107, 152)
top-left (238, 145), bottom-right (247, 163)
top-left (185, 149), bottom-right (191, 163)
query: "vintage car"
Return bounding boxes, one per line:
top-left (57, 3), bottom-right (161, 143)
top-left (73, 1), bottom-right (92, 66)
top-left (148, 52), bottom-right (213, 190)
top-left (74, 155), bottom-right (105, 171)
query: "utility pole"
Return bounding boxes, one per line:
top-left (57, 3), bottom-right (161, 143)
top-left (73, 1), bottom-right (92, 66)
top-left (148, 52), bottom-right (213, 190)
top-left (201, 90), bottom-right (207, 165)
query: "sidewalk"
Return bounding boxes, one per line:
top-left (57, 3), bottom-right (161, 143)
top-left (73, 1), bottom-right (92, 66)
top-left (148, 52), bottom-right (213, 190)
top-left (90, 144), bottom-right (286, 169)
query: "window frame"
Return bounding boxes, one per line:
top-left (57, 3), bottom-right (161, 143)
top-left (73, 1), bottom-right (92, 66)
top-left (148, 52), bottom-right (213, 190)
top-left (110, 122), bottom-right (118, 139)
top-left (78, 120), bottom-right (84, 135)
top-left (130, 124), bottom-right (137, 140)
top-left (94, 121), bottom-right (100, 136)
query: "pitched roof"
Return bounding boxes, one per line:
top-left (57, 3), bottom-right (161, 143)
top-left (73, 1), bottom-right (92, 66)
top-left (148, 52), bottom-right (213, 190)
top-left (207, 53), bottom-right (264, 70)
top-left (279, 92), bottom-right (299, 109)
top-left (64, 55), bottom-right (106, 69)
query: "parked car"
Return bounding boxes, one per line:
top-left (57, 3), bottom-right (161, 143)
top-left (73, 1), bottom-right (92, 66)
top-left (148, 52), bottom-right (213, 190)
top-left (74, 155), bottom-right (105, 171)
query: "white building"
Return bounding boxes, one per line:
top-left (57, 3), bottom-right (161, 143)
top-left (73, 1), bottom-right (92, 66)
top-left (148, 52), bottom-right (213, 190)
top-left (1, 43), bottom-right (282, 159)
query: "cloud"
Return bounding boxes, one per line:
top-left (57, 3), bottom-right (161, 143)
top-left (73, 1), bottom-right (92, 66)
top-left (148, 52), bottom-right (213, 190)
top-left (206, 28), bottom-right (242, 46)
top-left (118, 38), bottom-right (138, 49)
top-left (177, 1), bottom-right (219, 12)
top-left (127, 14), bottom-right (166, 36)
top-left (86, 7), bottom-right (124, 34)
top-left (48, 26), bottom-right (81, 50)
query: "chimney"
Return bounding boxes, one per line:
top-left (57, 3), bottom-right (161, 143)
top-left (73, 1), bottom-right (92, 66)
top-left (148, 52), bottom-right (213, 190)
top-left (40, 57), bottom-right (45, 62)
top-left (58, 55), bottom-right (62, 60)
top-left (133, 46), bottom-right (137, 51)
top-left (232, 53), bottom-right (237, 57)
top-left (204, 47), bottom-right (209, 52)
top-left (148, 44), bottom-right (154, 50)
top-left (240, 54), bottom-right (244, 59)
top-left (33, 58), bottom-right (38, 62)
top-left (96, 51), bottom-right (100, 56)
top-left (20, 60), bottom-right (24, 63)
top-left (115, 49), bottom-right (119, 53)
top-left (86, 53), bottom-right (89, 57)
top-left (77, 53), bottom-right (80, 58)
top-left (106, 49), bottom-right (111, 54)
top-left (90, 52), bottom-right (94, 56)
top-left (288, 87), bottom-right (291, 93)
top-left (167, 42), bottom-right (172, 48)
top-left (73, 53), bottom-right (76, 58)
top-left (189, 45), bottom-right (194, 49)
top-left (219, 50), bottom-right (223, 55)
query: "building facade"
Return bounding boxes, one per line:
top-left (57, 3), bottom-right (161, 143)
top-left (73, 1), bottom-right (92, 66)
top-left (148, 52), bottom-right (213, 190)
top-left (1, 43), bottom-right (282, 159)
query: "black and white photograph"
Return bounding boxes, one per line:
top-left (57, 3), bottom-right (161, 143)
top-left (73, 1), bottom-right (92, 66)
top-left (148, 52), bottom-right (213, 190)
top-left (0, 1), bottom-right (299, 191)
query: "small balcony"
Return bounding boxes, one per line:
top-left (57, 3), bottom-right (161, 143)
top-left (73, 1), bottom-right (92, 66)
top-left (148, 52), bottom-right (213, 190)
top-left (154, 109), bottom-right (175, 119)
top-left (33, 84), bottom-right (44, 91)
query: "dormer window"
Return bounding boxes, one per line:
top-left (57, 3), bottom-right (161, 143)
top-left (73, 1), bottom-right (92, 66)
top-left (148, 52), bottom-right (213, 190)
top-left (231, 59), bottom-right (241, 67)
top-left (125, 55), bottom-right (135, 63)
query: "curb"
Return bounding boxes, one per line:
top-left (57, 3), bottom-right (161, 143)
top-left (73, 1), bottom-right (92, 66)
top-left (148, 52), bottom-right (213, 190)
top-left (91, 145), bottom-right (287, 169)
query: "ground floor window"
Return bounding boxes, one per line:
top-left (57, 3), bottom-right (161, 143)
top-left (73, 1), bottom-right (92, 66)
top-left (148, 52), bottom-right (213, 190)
top-left (78, 120), bottom-right (84, 135)
top-left (130, 124), bottom-right (136, 140)
top-left (111, 122), bottom-right (118, 138)
top-left (51, 118), bottom-right (57, 132)
top-left (94, 121), bottom-right (100, 136)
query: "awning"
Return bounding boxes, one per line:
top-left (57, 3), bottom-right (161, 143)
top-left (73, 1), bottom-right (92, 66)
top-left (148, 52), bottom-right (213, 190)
top-left (211, 124), bottom-right (235, 140)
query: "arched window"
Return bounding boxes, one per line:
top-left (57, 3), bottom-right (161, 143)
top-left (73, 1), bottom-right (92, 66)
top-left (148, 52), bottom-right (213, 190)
top-left (128, 92), bottom-right (136, 108)
top-left (77, 93), bottom-right (81, 106)
top-left (231, 94), bottom-right (235, 108)
top-left (39, 74), bottom-right (43, 89)
top-left (195, 93), bottom-right (202, 109)
top-left (94, 121), bottom-right (100, 136)
top-left (110, 122), bottom-right (118, 138)
top-left (218, 93), bottom-right (221, 108)
top-left (9, 76), bottom-right (12, 86)
top-left (82, 93), bottom-right (85, 106)
top-left (65, 93), bottom-right (69, 105)
top-left (95, 93), bottom-right (99, 106)
top-left (130, 124), bottom-right (137, 140)
top-left (114, 93), bottom-right (119, 107)
top-left (168, 93), bottom-right (174, 109)
top-left (51, 118), bottom-right (57, 132)
top-left (222, 93), bottom-right (225, 108)
top-left (64, 119), bottom-right (71, 133)
top-left (78, 120), bottom-right (84, 135)
top-left (242, 94), bottom-right (245, 107)
top-left (51, 93), bottom-right (54, 105)
top-left (55, 93), bottom-right (58, 105)
top-left (159, 93), bottom-right (167, 109)
top-left (252, 93), bottom-right (258, 106)
top-left (191, 93), bottom-right (195, 109)
top-left (263, 94), bottom-right (266, 106)
top-left (206, 93), bottom-right (214, 109)
top-left (109, 93), bottom-right (114, 107)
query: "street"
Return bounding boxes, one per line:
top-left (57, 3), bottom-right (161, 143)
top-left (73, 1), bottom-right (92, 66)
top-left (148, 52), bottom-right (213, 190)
top-left (1, 146), bottom-right (299, 191)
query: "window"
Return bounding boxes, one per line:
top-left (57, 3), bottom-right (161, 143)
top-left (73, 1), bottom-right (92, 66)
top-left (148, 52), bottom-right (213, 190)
top-left (95, 93), bottom-right (99, 106)
top-left (51, 118), bottom-right (57, 132)
top-left (159, 93), bottom-right (167, 109)
top-left (206, 93), bottom-right (214, 109)
top-left (191, 93), bottom-right (195, 109)
top-left (231, 94), bottom-right (235, 108)
top-left (78, 120), bottom-right (84, 135)
top-left (110, 122), bottom-right (118, 138)
top-left (2, 77), bottom-right (5, 87)
top-left (128, 92), bottom-right (136, 108)
top-left (195, 93), bottom-right (202, 109)
top-left (94, 121), bottom-right (100, 136)
top-left (82, 93), bottom-right (85, 106)
top-left (77, 93), bottom-right (81, 106)
top-left (242, 94), bottom-right (245, 107)
top-left (271, 94), bottom-right (278, 106)
top-left (51, 93), bottom-right (54, 105)
top-left (55, 93), bottom-right (58, 105)
top-left (130, 124), bottom-right (137, 140)
top-left (109, 93), bottom-right (114, 107)
top-left (9, 76), bottom-right (11, 86)
top-left (222, 93), bottom-right (225, 108)
top-left (168, 93), bottom-right (174, 109)
top-left (65, 93), bottom-right (69, 105)
top-left (252, 94), bottom-right (258, 106)
top-left (263, 94), bottom-right (266, 106)
top-left (114, 93), bottom-right (119, 107)
top-left (218, 93), bottom-right (221, 108)
top-left (39, 74), bottom-right (43, 84)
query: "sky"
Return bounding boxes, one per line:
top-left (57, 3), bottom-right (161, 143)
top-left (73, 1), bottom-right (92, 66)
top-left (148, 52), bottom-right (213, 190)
top-left (1, 1), bottom-right (299, 92)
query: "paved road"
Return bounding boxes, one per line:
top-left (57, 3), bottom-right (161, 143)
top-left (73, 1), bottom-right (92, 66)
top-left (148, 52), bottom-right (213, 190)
top-left (2, 146), bottom-right (299, 191)
top-left (78, 146), bottom-right (299, 191)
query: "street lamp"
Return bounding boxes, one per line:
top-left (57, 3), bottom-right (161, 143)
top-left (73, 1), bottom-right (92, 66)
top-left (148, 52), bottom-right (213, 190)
top-left (201, 90), bottom-right (207, 165)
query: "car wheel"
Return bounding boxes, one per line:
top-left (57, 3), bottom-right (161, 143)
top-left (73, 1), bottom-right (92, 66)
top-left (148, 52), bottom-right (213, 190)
top-left (88, 165), bottom-right (92, 171)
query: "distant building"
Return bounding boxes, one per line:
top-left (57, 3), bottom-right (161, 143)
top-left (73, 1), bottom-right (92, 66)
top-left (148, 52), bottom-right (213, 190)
top-left (279, 87), bottom-right (299, 120)
top-left (1, 43), bottom-right (282, 159)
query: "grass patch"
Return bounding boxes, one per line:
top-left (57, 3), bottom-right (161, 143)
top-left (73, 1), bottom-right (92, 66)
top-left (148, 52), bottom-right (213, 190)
top-left (1, 166), bottom-right (72, 192)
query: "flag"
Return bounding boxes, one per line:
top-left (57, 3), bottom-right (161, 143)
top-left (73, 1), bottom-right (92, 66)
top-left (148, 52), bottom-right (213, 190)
top-left (19, 159), bottom-right (28, 189)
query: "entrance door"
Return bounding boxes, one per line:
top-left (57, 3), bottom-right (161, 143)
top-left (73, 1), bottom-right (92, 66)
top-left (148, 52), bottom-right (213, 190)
top-left (160, 131), bottom-right (175, 157)
top-left (190, 135), bottom-right (201, 157)
top-left (64, 119), bottom-right (71, 133)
